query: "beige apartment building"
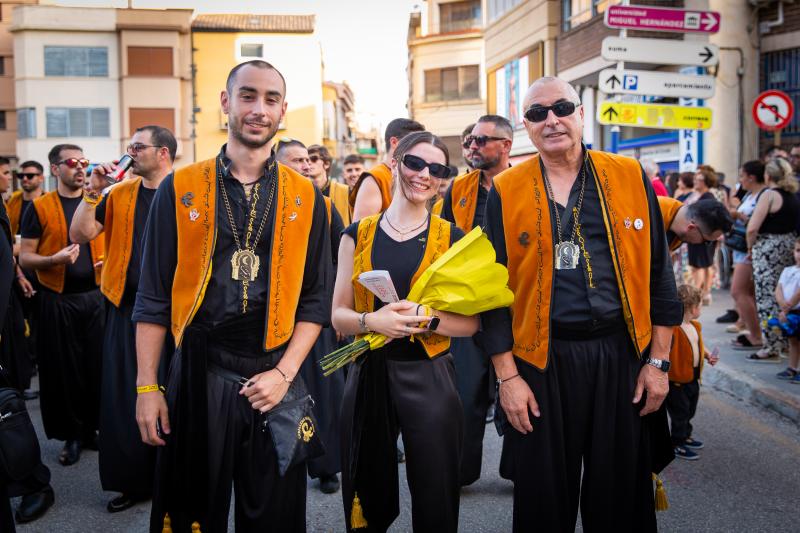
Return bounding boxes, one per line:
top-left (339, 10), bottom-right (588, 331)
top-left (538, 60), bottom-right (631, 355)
top-left (408, 0), bottom-right (486, 169)
top-left (322, 80), bottom-right (357, 163)
top-left (10, 4), bottom-right (194, 184)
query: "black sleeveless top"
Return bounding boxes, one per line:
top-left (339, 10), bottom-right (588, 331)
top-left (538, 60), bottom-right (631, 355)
top-left (759, 188), bottom-right (799, 235)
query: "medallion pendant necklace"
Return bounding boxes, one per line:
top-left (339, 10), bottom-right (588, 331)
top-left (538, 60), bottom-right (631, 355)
top-left (542, 155), bottom-right (588, 270)
top-left (218, 160), bottom-right (277, 313)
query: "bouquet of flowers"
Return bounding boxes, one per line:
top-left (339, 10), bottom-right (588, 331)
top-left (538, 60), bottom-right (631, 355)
top-left (321, 227), bottom-right (514, 376)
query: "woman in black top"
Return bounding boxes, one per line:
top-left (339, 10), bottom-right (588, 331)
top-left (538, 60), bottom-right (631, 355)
top-left (332, 132), bottom-right (477, 532)
top-left (746, 157), bottom-right (800, 361)
top-left (687, 167), bottom-right (718, 303)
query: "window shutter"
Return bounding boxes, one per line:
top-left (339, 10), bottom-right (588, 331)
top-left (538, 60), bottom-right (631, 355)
top-left (89, 47), bottom-right (108, 77)
top-left (46, 108), bottom-right (68, 137)
top-left (90, 108), bottom-right (110, 137)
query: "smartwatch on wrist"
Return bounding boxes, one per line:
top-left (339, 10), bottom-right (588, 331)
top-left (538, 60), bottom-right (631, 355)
top-left (427, 309), bottom-right (440, 332)
top-left (646, 358), bottom-right (670, 372)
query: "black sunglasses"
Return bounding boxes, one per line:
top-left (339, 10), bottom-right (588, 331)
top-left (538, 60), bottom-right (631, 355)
top-left (17, 173), bottom-right (41, 180)
top-left (524, 101), bottom-right (581, 123)
top-left (401, 154), bottom-right (452, 179)
top-left (462, 135), bottom-right (510, 149)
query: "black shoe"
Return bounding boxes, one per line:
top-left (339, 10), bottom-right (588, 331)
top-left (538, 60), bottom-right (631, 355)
top-left (58, 439), bottom-right (81, 466)
top-left (15, 485), bottom-right (55, 524)
top-left (82, 431), bottom-right (99, 451)
top-left (397, 448), bottom-right (405, 463)
top-left (107, 494), bottom-right (140, 513)
top-left (319, 474), bottom-right (340, 494)
top-left (23, 389), bottom-right (39, 401)
top-left (716, 309), bottom-right (739, 323)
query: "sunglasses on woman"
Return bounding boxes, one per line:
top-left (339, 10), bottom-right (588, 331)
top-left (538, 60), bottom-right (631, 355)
top-left (58, 158), bottom-right (90, 169)
top-left (401, 154), bottom-right (452, 179)
top-left (523, 101), bottom-right (581, 123)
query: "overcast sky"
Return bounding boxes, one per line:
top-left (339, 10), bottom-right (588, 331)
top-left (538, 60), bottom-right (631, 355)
top-left (45, 0), bottom-right (420, 133)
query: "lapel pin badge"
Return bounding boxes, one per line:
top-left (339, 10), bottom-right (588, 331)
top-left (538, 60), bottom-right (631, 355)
top-left (295, 195), bottom-right (302, 207)
top-left (181, 192), bottom-right (194, 207)
top-left (624, 217), bottom-right (632, 229)
top-left (289, 212), bottom-right (297, 221)
top-left (189, 208), bottom-right (200, 222)
top-left (634, 218), bottom-right (644, 230)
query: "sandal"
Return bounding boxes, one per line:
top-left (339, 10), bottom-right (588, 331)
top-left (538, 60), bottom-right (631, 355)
top-left (731, 334), bottom-right (763, 350)
top-left (746, 350), bottom-right (780, 363)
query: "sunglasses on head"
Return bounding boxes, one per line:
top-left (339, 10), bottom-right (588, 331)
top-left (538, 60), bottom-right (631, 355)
top-left (524, 101), bottom-right (581, 123)
top-left (17, 172), bottom-right (41, 180)
top-left (58, 158), bottom-right (90, 169)
top-left (401, 154), bottom-right (452, 180)
top-left (462, 135), bottom-right (509, 149)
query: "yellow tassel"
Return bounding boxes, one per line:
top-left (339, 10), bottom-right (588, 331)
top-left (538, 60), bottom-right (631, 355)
top-left (191, 522), bottom-right (202, 533)
top-left (23, 319), bottom-right (30, 338)
top-left (350, 493), bottom-right (368, 529)
top-left (653, 474), bottom-right (669, 511)
top-left (161, 514), bottom-right (172, 533)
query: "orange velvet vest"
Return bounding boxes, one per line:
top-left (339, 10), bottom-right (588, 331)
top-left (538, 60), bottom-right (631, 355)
top-left (494, 150), bottom-right (652, 370)
top-left (349, 163), bottom-right (393, 212)
top-left (6, 190), bottom-right (23, 237)
top-left (668, 321), bottom-right (704, 384)
top-left (447, 169), bottom-right (482, 232)
top-left (352, 214), bottom-right (451, 358)
top-left (100, 177), bottom-right (141, 307)
top-left (658, 196), bottom-right (683, 252)
top-left (328, 180), bottom-right (351, 226)
top-left (170, 159), bottom-right (317, 351)
top-left (31, 191), bottom-right (104, 293)
top-left (431, 198), bottom-right (443, 216)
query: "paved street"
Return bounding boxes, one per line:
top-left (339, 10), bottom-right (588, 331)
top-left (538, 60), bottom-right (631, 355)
top-left (14, 290), bottom-right (800, 532)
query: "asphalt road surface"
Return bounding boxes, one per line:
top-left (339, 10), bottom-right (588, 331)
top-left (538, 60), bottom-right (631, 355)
top-left (15, 380), bottom-right (800, 532)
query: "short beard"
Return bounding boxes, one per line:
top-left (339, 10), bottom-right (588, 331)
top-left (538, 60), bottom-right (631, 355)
top-left (472, 155), bottom-right (500, 171)
top-left (230, 118), bottom-right (278, 149)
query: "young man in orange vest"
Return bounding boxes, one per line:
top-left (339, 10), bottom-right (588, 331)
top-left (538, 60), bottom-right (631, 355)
top-left (19, 144), bottom-right (105, 468)
top-left (350, 118), bottom-right (425, 221)
top-left (309, 144), bottom-right (351, 226)
top-left (657, 196), bottom-right (732, 252)
top-left (133, 60), bottom-right (331, 533)
top-left (437, 114), bottom-right (513, 486)
top-left (478, 77), bottom-right (682, 531)
top-left (70, 125), bottom-right (176, 514)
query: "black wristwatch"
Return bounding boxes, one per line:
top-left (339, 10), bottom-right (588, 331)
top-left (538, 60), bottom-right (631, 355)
top-left (427, 311), bottom-right (440, 332)
top-left (646, 358), bottom-right (671, 372)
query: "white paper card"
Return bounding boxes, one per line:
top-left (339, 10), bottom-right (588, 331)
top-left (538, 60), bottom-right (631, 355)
top-left (357, 270), bottom-right (400, 303)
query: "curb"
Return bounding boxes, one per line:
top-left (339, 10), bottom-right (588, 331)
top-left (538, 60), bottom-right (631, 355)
top-left (703, 363), bottom-right (800, 423)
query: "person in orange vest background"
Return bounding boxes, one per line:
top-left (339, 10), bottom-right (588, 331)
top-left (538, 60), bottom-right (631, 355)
top-left (19, 144), bottom-right (105, 468)
top-left (477, 77), bottom-right (682, 532)
top-left (133, 60), bottom-right (331, 533)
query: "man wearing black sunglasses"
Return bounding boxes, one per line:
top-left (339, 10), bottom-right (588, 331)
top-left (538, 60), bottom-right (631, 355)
top-left (477, 77), bottom-right (682, 531)
top-left (19, 143), bottom-right (105, 471)
top-left (350, 118), bottom-right (425, 222)
top-left (434, 114), bottom-right (512, 487)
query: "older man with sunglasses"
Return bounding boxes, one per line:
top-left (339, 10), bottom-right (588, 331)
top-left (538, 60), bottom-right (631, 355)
top-left (477, 77), bottom-right (681, 532)
top-left (19, 144), bottom-right (105, 468)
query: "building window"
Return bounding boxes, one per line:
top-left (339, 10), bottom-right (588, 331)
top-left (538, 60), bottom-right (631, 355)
top-left (17, 108), bottom-right (36, 139)
top-left (562, 0), bottom-right (617, 31)
top-left (240, 43), bottom-right (263, 58)
top-left (440, 0), bottom-right (481, 32)
top-left (44, 46), bottom-right (108, 77)
top-left (0, 111), bottom-right (6, 130)
top-left (425, 65), bottom-right (480, 102)
top-left (487, 0), bottom-right (523, 22)
top-left (46, 108), bottom-right (110, 137)
top-left (127, 47), bottom-right (173, 76)
top-left (129, 108), bottom-right (175, 135)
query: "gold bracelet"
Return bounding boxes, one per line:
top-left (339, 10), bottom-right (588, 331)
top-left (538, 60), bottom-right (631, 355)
top-left (136, 384), bottom-right (160, 394)
top-left (83, 192), bottom-right (102, 207)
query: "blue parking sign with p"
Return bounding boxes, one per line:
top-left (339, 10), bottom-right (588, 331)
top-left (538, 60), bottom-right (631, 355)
top-left (623, 75), bottom-right (638, 90)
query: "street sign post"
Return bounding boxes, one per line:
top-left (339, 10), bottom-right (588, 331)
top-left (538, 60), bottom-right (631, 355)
top-left (601, 37), bottom-right (719, 66)
top-left (679, 95), bottom-right (703, 172)
top-left (605, 4), bottom-right (720, 34)
top-left (598, 101), bottom-right (713, 131)
top-left (599, 68), bottom-right (716, 99)
top-left (752, 90), bottom-right (795, 147)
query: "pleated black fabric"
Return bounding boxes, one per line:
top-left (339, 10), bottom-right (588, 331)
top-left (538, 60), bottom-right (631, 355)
top-left (298, 326), bottom-right (344, 479)
top-left (340, 349), bottom-right (463, 532)
top-left (98, 302), bottom-right (169, 496)
top-left (501, 329), bottom-right (663, 533)
top-left (36, 288), bottom-right (103, 441)
top-left (0, 289), bottom-right (32, 391)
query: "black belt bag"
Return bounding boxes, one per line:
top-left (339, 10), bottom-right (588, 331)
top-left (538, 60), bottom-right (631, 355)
top-left (207, 362), bottom-right (325, 476)
top-left (0, 366), bottom-right (41, 481)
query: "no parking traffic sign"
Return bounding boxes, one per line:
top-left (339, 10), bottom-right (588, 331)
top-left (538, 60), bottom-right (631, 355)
top-left (752, 90), bottom-right (794, 132)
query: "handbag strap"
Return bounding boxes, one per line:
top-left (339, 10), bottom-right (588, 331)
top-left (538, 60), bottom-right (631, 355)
top-left (207, 361), bottom-right (250, 387)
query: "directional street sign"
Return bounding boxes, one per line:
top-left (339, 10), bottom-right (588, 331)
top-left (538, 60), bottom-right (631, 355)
top-left (752, 90), bottom-right (794, 132)
top-left (605, 4), bottom-right (720, 34)
top-left (598, 101), bottom-right (713, 131)
top-left (599, 69), bottom-right (715, 99)
top-left (601, 37), bottom-right (719, 66)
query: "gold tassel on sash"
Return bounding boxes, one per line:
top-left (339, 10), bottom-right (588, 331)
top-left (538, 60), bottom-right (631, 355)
top-left (351, 493), bottom-right (368, 529)
top-left (191, 522), bottom-right (202, 532)
top-left (23, 319), bottom-right (30, 338)
top-left (653, 474), bottom-right (669, 511)
top-left (161, 514), bottom-right (172, 533)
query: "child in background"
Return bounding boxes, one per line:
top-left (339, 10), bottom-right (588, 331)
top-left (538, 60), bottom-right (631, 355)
top-left (775, 238), bottom-right (800, 383)
top-left (666, 284), bottom-right (719, 460)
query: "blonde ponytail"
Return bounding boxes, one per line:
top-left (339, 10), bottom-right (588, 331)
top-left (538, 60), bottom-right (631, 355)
top-left (765, 157), bottom-right (798, 193)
